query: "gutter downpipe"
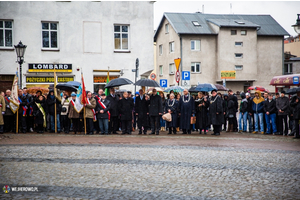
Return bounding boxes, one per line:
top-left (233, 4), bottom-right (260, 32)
top-left (180, 35), bottom-right (183, 86)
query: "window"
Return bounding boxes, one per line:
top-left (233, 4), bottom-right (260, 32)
top-left (235, 65), bottom-right (243, 70)
top-left (159, 65), bottom-right (163, 76)
top-left (235, 42), bottom-right (243, 46)
top-left (235, 53), bottom-right (243, 58)
top-left (159, 44), bottom-right (163, 55)
top-left (191, 62), bottom-right (201, 73)
top-left (191, 40), bottom-right (200, 51)
top-left (165, 24), bottom-right (169, 34)
top-left (235, 21), bottom-right (245, 25)
top-left (114, 25), bottom-right (129, 50)
top-left (284, 63), bottom-right (293, 75)
top-left (241, 30), bottom-right (247, 35)
top-left (192, 21), bottom-right (201, 27)
top-left (169, 63), bottom-right (175, 74)
top-left (169, 42), bottom-right (174, 53)
top-left (231, 30), bottom-right (237, 35)
top-left (0, 20), bottom-right (13, 48)
top-left (42, 22), bottom-right (58, 49)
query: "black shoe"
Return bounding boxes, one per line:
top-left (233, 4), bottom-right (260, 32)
top-left (287, 133), bottom-right (294, 136)
top-left (215, 133), bottom-right (220, 136)
top-left (156, 133), bottom-right (159, 135)
top-left (149, 132), bottom-right (155, 135)
top-left (144, 132), bottom-right (147, 135)
top-left (138, 132), bottom-right (142, 135)
top-left (168, 132), bottom-right (172, 134)
top-left (199, 131), bottom-right (202, 134)
top-left (182, 132), bottom-right (187, 134)
top-left (211, 133), bottom-right (216, 135)
top-left (293, 137), bottom-right (300, 139)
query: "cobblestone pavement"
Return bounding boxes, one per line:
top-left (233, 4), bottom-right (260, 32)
top-left (0, 133), bottom-right (300, 199)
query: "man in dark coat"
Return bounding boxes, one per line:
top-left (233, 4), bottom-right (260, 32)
top-left (149, 89), bottom-right (163, 135)
top-left (33, 95), bottom-right (47, 133)
top-left (195, 92), bottom-right (209, 134)
top-left (135, 89), bottom-right (149, 135)
top-left (276, 91), bottom-right (289, 136)
top-left (209, 90), bottom-right (224, 136)
top-left (228, 90), bottom-right (238, 132)
top-left (119, 92), bottom-right (134, 134)
top-left (246, 93), bottom-right (254, 133)
top-left (106, 88), bottom-right (119, 134)
top-left (290, 93), bottom-right (300, 139)
top-left (96, 94), bottom-right (111, 135)
top-left (3, 89), bottom-right (16, 133)
top-left (264, 93), bottom-right (277, 135)
top-left (46, 90), bottom-right (62, 133)
top-left (222, 94), bottom-right (228, 131)
top-left (179, 89), bottom-right (195, 134)
top-left (18, 89), bottom-right (27, 133)
top-left (22, 87), bottom-right (34, 133)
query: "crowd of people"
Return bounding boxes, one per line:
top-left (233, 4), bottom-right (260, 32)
top-left (0, 86), bottom-right (299, 139)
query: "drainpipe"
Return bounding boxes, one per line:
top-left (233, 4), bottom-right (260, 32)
top-left (282, 38), bottom-right (284, 75)
top-left (180, 35), bottom-right (183, 86)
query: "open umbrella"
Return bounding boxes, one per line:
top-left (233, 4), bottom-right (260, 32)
top-left (188, 86), bottom-right (197, 93)
top-left (134, 79), bottom-right (160, 87)
top-left (164, 86), bottom-right (184, 93)
top-left (286, 87), bottom-right (300, 94)
top-left (104, 78), bottom-right (133, 88)
top-left (248, 86), bottom-right (269, 93)
top-left (192, 83), bottom-right (218, 92)
top-left (214, 84), bottom-right (229, 91)
top-left (147, 87), bottom-right (164, 93)
top-left (56, 83), bottom-right (78, 92)
top-left (66, 81), bottom-right (81, 88)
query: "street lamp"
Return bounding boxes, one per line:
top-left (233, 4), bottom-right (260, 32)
top-left (14, 41), bottom-right (27, 89)
top-left (292, 14), bottom-right (300, 35)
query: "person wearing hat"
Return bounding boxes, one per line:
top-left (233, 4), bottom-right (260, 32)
top-left (276, 91), bottom-right (290, 136)
top-left (238, 92), bottom-right (248, 133)
top-left (68, 92), bottom-right (81, 134)
top-left (252, 91), bottom-right (265, 134)
top-left (46, 89), bottom-right (62, 133)
top-left (209, 90), bottom-right (224, 136)
top-left (264, 93), bottom-right (278, 135)
top-left (95, 93), bottom-right (111, 135)
top-left (61, 91), bottom-right (71, 133)
top-left (245, 93), bottom-right (253, 133)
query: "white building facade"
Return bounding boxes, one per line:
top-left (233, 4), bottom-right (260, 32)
top-left (0, 1), bottom-right (154, 92)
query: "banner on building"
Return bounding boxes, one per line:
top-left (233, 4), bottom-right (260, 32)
top-left (221, 71), bottom-right (236, 79)
top-left (26, 76), bottom-right (74, 83)
top-left (28, 64), bottom-right (72, 72)
top-left (94, 76), bottom-right (118, 83)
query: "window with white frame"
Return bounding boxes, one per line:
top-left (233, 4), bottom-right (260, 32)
top-left (231, 30), bottom-right (237, 35)
top-left (191, 62), bottom-right (201, 73)
top-left (284, 63), bottom-right (293, 75)
top-left (235, 42), bottom-right (243, 47)
top-left (169, 42), bottom-right (174, 53)
top-left (159, 44), bottom-right (163, 55)
top-left (191, 40), bottom-right (200, 51)
top-left (159, 65), bottom-right (163, 75)
top-left (169, 63), bottom-right (175, 74)
top-left (114, 25), bottom-right (129, 50)
top-left (42, 22), bottom-right (58, 49)
top-left (235, 65), bottom-right (243, 70)
top-left (165, 24), bottom-right (169, 34)
top-left (0, 20), bottom-right (13, 48)
top-left (241, 30), bottom-right (247, 35)
top-left (235, 53), bottom-right (243, 58)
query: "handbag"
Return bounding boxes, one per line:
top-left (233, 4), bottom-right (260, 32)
top-left (190, 116), bottom-right (196, 124)
top-left (162, 113), bottom-right (172, 122)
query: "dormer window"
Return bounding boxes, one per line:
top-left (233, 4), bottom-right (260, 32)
top-left (192, 21), bottom-right (201, 27)
top-left (235, 21), bottom-right (245, 24)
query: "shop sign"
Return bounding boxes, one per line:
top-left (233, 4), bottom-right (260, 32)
top-left (28, 64), bottom-right (72, 72)
top-left (26, 76), bottom-right (74, 83)
top-left (94, 76), bottom-right (119, 83)
top-left (221, 71), bottom-right (236, 79)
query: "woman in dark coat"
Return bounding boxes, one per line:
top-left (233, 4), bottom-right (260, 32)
top-left (226, 95), bottom-right (236, 132)
top-left (118, 92), bottom-right (134, 134)
top-left (209, 90), bottom-right (224, 136)
top-left (165, 93), bottom-right (178, 134)
top-left (33, 95), bottom-right (47, 133)
top-left (195, 92), bottom-right (209, 134)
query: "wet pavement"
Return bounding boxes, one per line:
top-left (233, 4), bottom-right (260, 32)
top-left (0, 131), bottom-right (300, 199)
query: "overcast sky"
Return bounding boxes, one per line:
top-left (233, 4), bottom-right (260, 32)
top-left (153, 1), bottom-right (300, 36)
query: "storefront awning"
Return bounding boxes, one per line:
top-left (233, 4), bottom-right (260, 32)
top-left (270, 74), bottom-right (300, 86)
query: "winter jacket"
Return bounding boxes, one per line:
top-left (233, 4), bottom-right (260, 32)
top-left (61, 96), bottom-right (71, 116)
top-left (3, 95), bottom-right (14, 116)
top-left (246, 97), bottom-right (253, 114)
top-left (276, 96), bottom-right (290, 116)
top-left (290, 96), bottom-right (300, 120)
top-left (0, 95), bottom-right (6, 125)
top-left (264, 99), bottom-right (277, 114)
top-left (227, 96), bottom-right (236, 116)
top-left (95, 99), bottom-right (111, 119)
top-left (106, 94), bottom-right (119, 117)
top-left (239, 99), bottom-right (248, 113)
top-left (68, 99), bottom-right (81, 119)
top-left (46, 92), bottom-right (62, 115)
top-left (149, 94), bottom-right (163, 116)
top-left (119, 98), bottom-right (134, 121)
top-left (252, 91), bottom-right (265, 113)
top-left (85, 98), bottom-right (96, 119)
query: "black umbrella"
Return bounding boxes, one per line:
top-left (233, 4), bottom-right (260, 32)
top-left (66, 81), bottom-right (81, 88)
top-left (56, 83), bottom-right (78, 92)
top-left (286, 87), bottom-right (300, 94)
top-left (134, 79), bottom-right (160, 87)
top-left (104, 78), bottom-right (133, 88)
top-left (188, 86), bottom-right (197, 93)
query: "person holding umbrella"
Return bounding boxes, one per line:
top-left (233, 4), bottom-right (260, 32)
top-left (209, 90), bottom-right (224, 136)
top-left (178, 89), bottom-right (195, 134)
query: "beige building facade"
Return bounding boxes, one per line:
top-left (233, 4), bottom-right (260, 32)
top-left (154, 13), bottom-right (289, 93)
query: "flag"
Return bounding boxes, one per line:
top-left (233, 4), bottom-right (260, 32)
top-left (10, 72), bottom-right (19, 113)
top-left (105, 70), bottom-right (109, 96)
top-left (74, 83), bottom-right (84, 113)
top-left (81, 73), bottom-right (87, 105)
top-left (53, 68), bottom-right (61, 101)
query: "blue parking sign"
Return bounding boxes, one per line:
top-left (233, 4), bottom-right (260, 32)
top-left (293, 76), bottom-right (299, 84)
top-left (182, 71), bottom-right (190, 80)
top-left (160, 79), bottom-right (168, 87)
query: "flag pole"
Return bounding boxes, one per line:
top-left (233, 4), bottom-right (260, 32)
top-left (84, 106), bottom-right (86, 135)
top-left (16, 108), bottom-right (18, 134)
top-left (54, 68), bottom-right (57, 133)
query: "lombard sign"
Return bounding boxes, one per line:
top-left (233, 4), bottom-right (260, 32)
top-left (28, 63), bottom-right (72, 72)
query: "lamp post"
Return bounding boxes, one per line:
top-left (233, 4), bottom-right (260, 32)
top-left (14, 41), bottom-right (27, 89)
top-left (292, 14), bottom-right (300, 35)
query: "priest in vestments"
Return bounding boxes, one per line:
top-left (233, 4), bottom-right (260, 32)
top-left (179, 89), bottom-right (195, 134)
